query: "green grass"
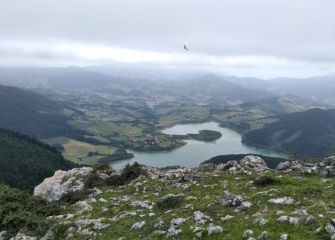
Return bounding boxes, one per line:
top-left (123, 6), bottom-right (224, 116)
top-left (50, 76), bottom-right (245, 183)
top-left (44, 169), bottom-right (335, 239)
top-left (43, 137), bottom-right (117, 165)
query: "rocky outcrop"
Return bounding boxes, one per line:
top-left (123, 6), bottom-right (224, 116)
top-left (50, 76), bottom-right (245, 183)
top-left (240, 155), bottom-right (268, 171)
top-left (20, 155), bottom-right (335, 240)
top-left (276, 161), bottom-right (302, 171)
top-left (213, 155), bottom-right (269, 174)
top-left (33, 167), bottom-right (93, 201)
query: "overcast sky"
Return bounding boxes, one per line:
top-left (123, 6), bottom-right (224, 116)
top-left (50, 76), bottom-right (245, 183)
top-left (0, 0), bottom-right (334, 78)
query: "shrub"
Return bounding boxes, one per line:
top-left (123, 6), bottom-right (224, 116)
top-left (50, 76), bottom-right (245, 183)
top-left (94, 162), bottom-right (111, 172)
top-left (59, 190), bottom-right (89, 204)
top-left (253, 175), bottom-right (280, 186)
top-left (0, 184), bottom-right (61, 238)
top-left (107, 162), bottom-right (146, 186)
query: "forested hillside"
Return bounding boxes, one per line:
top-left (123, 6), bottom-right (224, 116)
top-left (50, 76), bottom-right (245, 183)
top-left (0, 84), bottom-right (80, 139)
top-left (243, 108), bottom-right (335, 156)
top-left (0, 128), bottom-right (77, 192)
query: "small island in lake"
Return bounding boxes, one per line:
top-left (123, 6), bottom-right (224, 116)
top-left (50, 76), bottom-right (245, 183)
top-left (188, 129), bottom-right (222, 142)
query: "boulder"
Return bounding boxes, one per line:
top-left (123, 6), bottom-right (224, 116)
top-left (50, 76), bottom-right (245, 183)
top-left (268, 197), bottom-right (294, 205)
top-left (326, 219), bottom-right (335, 240)
top-left (276, 161), bottom-right (301, 171)
top-left (207, 224), bottom-right (223, 235)
top-left (280, 234), bottom-right (288, 240)
top-left (302, 166), bottom-right (319, 174)
top-left (219, 193), bottom-right (245, 207)
top-left (131, 221), bottom-right (146, 230)
top-left (157, 194), bottom-right (184, 209)
top-left (259, 231), bottom-right (270, 240)
top-left (34, 167), bottom-right (93, 201)
top-left (240, 155), bottom-right (268, 172)
top-left (321, 166), bottom-right (335, 177)
top-left (243, 229), bottom-right (254, 239)
top-left (0, 231), bottom-right (7, 240)
top-left (193, 211), bottom-right (211, 225)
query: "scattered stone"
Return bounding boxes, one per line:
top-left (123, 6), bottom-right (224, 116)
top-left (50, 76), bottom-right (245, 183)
top-left (220, 193), bottom-right (245, 207)
top-left (40, 229), bottom-right (54, 240)
top-left (181, 204), bottom-right (194, 210)
top-left (130, 200), bottom-right (153, 209)
top-left (98, 198), bottom-right (107, 203)
top-left (154, 220), bottom-right (164, 230)
top-left (207, 224), bottom-right (223, 235)
top-left (0, 231), bottom-right (7, 240)
top-left (303, 166), bottom-right (319, 174)
top-left (241, 201), bottom-right (252, 209)
top-left (291, 209), bottom-right (308, 216)
top-left (221, 215), bottom-right (234, 221)
top-left (326, 219), bottom-right (335, 239)
top-left (75, 200), bottom-right (93, 213)
top-left (166, 228), bottom-right (182, 237)
top-left (76, 218), bottom-right (110, 230)
top-left (149, 212), bottom-right (156, 217)
top-left (277, 216), bottom-right (289, 223)
top-left (268, 197), bottom-right (294, 205)
top-left (9, 234), bottom-right (37, 240)
top-left (157, 194), bottom-right (184, 209)
top-left (243, 229), bottom-right (254, 239)
top-left (280, 233), bottom-right (288, 240)
top-left (289, 217), bottom-right (300, 225)
top-left (170, 218), bottom-right (186, 226)
top-left (193, 211), bottom-right (211, 225)
top-left (254, 217), bottom-right (267, 226)
top-left (259, 231), bottom-right (270, 240)
top-left (89, 187), bottom-right (103, 198)
top-left (131, 221), bottom-right (146, 230)
top-left (276, 161), bottom-right (301, 171)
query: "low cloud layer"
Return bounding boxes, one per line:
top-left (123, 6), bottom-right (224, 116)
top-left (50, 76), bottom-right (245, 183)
top-left (0, 0), bottom-right (334, 78)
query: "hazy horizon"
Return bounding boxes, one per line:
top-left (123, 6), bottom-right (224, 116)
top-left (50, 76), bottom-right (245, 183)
top-left (1, 0), bottom-right (335, 78)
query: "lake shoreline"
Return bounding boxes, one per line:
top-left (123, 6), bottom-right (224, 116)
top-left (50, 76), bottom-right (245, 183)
top-left (111, 121), bottom-right (284, 169)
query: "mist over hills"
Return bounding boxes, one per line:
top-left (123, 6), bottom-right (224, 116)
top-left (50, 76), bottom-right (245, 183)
top-left (0, 66), bottom-right (334, 158)
top-left (1, 66), bottom-right (334, 106)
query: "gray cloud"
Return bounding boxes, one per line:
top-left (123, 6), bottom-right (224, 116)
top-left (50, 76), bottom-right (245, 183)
top-left (0, 0), bottom-right (334, 77)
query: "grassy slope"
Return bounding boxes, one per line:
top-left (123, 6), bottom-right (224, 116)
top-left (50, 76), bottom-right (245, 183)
top-left (0, 183), bottom-right (62, 238)
top-left (51, 169), bottom-right (334, 240)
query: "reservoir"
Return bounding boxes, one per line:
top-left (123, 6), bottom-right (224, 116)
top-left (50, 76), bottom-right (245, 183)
top-left (111, 122), bottom-right (284, 169)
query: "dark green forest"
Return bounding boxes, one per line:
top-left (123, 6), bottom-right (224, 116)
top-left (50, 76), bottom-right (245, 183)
top-left (243, 109), bottom-right (335, 156)
top-left (0, 84), bottom-right (81, 139)
top-left (0, 128), bottom-right (77, 192)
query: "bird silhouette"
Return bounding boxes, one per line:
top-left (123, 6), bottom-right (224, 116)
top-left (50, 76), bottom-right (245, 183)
top-left (184, 45), bottom-right (189, 51)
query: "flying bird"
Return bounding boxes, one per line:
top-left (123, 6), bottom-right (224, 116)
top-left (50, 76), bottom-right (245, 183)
top-left (183, 45), bottom-right (189, 51)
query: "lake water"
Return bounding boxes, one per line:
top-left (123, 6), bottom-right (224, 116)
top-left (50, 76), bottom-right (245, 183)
top-left (111, 121), bottom-right (284, 169)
